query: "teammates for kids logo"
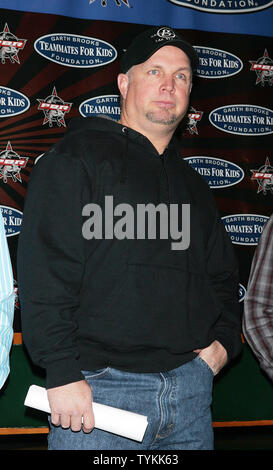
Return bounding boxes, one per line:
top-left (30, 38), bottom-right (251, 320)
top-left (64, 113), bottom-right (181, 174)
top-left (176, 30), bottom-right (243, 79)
top-left (167, 0), bottom-right (273, 13)
top-left (239, 283), bottom-right (246, 302)
top-left (34, 33), bottom-right (117, 68)
top-left (79, 95), bottom-right (121, 120)
top-left (222, 214), bottom-right (269, 245)
top-left (194, 46), bottom-right (243, 79)
top-left (0, 86), bottom-right (30, 118)
top-left (184, 155), bottom-right (273, 194)
top-left (209, 105), bottom-right (273, 136)
top-left (0, 205), bottom-right (23, 237)
top-left (184, 156), bottom-right (244, 188)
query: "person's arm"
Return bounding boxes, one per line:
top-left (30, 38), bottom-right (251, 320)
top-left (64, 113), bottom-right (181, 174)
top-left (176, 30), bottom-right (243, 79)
top-left (0, 211), bottom-right (15, 389)
top-left (243, 215), bottom-right (273, 381)
top-left (17, 145), bottom-right (94, 430)
top-left (198, 208), bottom-right (242, 374)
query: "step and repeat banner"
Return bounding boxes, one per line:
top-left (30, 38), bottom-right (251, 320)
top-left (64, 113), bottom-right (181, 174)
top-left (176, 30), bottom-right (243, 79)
top-left (0, 0), bottom-right (272, 426)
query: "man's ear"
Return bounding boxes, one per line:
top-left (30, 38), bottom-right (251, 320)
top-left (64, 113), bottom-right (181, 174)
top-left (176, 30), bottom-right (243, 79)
top-left (117, 73), bottom-right (129, 101)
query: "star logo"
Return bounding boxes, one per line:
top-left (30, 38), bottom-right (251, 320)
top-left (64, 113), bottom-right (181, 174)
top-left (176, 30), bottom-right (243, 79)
top-left (251, 157), bottom-right (273, 194)
top-left (187, 107), bottom-right (203, 135)
top-left (0, 141), bottom-right (28, 183)
top-left (37, 87), bottom-right (72, 127)
top-left (89, 0), bottom-right (130, 6)
top-left (0, 23), bottom-right (27, 64)
top-left (249, 49), bottom-right (273, 86)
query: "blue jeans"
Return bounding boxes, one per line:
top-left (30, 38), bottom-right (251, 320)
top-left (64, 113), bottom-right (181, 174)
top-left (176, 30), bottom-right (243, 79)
top-left (48, 356), bottom-right (214, 450)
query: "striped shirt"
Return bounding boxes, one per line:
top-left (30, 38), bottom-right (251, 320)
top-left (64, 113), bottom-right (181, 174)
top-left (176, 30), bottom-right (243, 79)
top-left (0, 210), bottom-right (15, 389)
top-left (243, 214), bottom-right (273, 381)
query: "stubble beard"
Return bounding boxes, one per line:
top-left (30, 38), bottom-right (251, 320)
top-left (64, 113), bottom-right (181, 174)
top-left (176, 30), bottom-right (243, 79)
top-left (145, 109), bottom-right (181, 126)
top-left (146, 113), bottom-right (178, 126)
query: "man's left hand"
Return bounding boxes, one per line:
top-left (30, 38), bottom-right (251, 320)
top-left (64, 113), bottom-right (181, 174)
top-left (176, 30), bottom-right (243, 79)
top-left (194, 340), bottom-right (228, 376)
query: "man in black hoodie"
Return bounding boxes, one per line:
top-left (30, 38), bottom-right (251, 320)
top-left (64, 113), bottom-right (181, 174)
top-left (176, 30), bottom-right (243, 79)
top-left (17, 27), bottom-right (242, 450)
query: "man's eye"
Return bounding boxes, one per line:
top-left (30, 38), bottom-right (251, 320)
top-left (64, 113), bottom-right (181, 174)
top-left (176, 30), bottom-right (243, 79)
top-left (176, 73), bottom-right (185, 80)
top-left (148, 69), bottom-right (159, 75)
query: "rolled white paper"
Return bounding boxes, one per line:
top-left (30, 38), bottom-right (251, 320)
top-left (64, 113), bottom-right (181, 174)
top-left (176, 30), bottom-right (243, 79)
top-left (24, 385), bottom-right (148, 442)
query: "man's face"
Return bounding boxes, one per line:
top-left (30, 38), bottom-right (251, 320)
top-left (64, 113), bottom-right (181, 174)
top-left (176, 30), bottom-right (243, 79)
top-left (118, 45), bottom-right (192, 135)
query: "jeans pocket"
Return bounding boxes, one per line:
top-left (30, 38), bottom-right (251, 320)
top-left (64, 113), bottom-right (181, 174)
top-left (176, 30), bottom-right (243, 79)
top-left (81, 367), bottom-right (110, 380)
top-left (195, 355), bottom-right (214, 377)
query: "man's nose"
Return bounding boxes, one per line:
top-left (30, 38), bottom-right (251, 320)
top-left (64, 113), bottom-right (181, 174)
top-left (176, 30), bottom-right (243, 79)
top-left (160, 75), bottom-right (175, 92)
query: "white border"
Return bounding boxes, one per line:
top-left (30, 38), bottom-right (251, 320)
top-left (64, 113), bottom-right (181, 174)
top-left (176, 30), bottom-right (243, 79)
top-left (0, 86), bottom-right (30, 118)
top-left (239, 283), bottom-right (246, 302)
top-left (184, 156), bottom-right (245, 188)
top-left (0, 205), bottom-right (23, 237)
top-left (221, 213), bottom-right (269, 245)
top-left (79, 94), bottom-right (120, 117)
top-left (209, 104), bottom-right (273, 136)
top-left (193, 45), bottom-right (243, 79)
top-left (168, 0), bottom-right (273, 14)
top-left (34, 33), bottom-right (117, 68)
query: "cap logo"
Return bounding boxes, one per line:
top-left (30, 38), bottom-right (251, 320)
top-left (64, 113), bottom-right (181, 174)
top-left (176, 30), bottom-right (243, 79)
top-left (155, 28), bottom-right (176, 41)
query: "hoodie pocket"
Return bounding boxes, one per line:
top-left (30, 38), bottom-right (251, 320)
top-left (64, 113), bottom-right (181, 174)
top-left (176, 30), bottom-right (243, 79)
top-left (91, 262), bottom-right (219, 352)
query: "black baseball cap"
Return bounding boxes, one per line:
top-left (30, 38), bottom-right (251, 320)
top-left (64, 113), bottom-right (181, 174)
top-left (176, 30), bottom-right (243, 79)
top-left (120, 26), bottom-right (199, 74)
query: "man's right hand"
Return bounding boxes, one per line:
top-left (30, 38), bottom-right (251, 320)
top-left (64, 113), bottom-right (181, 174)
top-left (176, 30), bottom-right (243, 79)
top-left (47, 380), bottom-right (94, 433)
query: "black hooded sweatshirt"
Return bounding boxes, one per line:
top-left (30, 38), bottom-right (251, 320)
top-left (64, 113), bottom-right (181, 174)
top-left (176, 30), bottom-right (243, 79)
top-left (17, 116), bottom-right (242, 389)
